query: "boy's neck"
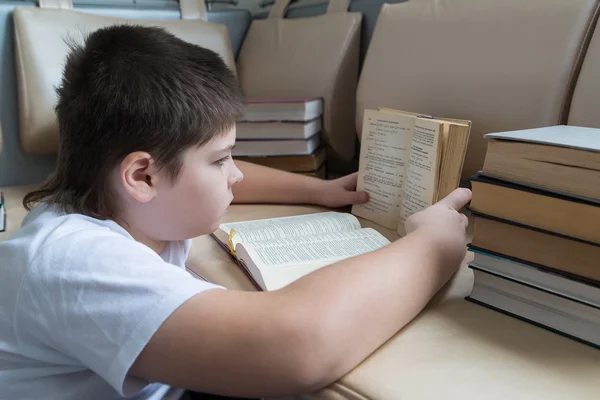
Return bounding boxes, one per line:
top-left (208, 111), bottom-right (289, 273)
top-left (114, 217), bottom-right (167, 255)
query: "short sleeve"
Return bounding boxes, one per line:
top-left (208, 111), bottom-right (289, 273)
top-left (15, 230), bottom-right (222, 396)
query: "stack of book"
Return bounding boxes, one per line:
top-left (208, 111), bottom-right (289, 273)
top-left (466, 125), bottom-right (600, 349)
top-left (234, 97), bottom-right (327, 178)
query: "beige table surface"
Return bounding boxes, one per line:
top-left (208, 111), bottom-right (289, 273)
top-left (187, 204), bottom-right (600, 400)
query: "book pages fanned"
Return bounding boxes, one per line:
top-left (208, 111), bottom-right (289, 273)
top-left (351, 109), bottom-right (413, 230)
top-left (397, 118), bottom-right (441, 235)
top-left (352, 108), bottom-right (471, 236)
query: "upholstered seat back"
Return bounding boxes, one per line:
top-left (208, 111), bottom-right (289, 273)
top-left (13, 4), bottom-right (236, 154)
top-left (236, 0), bottom-right (362, 161)
top-left (568, 11), bottom-right (600, 128)
top-left (356, 0), bottom-right (600, 180)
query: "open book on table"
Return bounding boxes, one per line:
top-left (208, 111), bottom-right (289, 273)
top-left (351, 108), bottom-right (471, 235)
top-left (212, 212), bottom-right (391, 291)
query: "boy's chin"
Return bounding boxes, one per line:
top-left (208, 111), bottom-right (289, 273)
top-left (208, 215), bottom-right (226, 233)
top-left (195, 207), bottom-right (229, 236)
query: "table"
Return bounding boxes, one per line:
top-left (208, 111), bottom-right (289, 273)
top-left (186, 204), bottom-right (600, 400)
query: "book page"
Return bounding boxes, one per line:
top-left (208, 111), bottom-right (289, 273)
top-left (220, 212), bottom-right (361, 247)
top-left (397, 118), bottom-right (442, 235)
top-left (351, 109), bottom-right (413, 230)
top-left (240, 228), bottom-right (390, 268)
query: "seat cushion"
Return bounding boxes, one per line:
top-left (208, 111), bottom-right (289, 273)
top-left (0, 184), bottom-right (38, 241)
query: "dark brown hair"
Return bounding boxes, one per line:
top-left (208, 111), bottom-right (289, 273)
top-left (23, 24), bottom-right (246, 219)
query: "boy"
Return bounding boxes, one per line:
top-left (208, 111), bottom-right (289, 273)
top-left (0, 25), bottom-right (471, 400)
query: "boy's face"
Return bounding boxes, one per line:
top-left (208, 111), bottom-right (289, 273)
top-left (124, 126), bottom-right (243, 242)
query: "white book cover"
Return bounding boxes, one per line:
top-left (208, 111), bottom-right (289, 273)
top-left (236, 118), bottom-right (321, 140)
top-left (242, 97), bottom-right (323, 122)
top-left (485, 125), bottom-right (600, 152)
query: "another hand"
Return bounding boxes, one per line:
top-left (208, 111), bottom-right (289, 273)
top-left (315, 172), bottom-right (369, 208)
top-left (405, 188), bottom-right (471, 265)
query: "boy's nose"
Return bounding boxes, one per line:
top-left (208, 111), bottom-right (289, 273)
top-left (229, 162), bottom-right (244, 186)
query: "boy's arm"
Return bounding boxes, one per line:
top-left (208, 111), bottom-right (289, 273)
top-left (130, 189), bottom-right (471, 398)
top-left (232, 160), bottom-right (368, 208)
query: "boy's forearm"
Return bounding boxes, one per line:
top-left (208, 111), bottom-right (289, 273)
top-left (132, 230), bottom-right (463, 397)
top-left (280, 229), bottom-right (460, 384)
top-left (232, 160), bottom-right (323, 204)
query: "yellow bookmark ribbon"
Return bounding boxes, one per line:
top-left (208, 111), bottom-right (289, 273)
top-left (228, 228), bottom-right (237, 256)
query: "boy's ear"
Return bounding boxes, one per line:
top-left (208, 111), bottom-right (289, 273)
top-left (120, 152), bottom-right (160, 203)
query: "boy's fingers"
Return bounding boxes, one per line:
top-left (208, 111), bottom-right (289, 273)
top-left (437, 188), bottom-right (472, 210)
top-left (344, 190), bottom-right (369, 205)
top-left (461, 213), bottom-right (469, 228)
top-left (341, 172), bottom-right (359, 189)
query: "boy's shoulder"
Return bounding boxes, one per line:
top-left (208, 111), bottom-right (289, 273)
top-left (0, 203), bottom-right (160, 272)
top-left (0, 203), bottom-right (193, 298)
top-left (16, 203), bottom-right (139, 249)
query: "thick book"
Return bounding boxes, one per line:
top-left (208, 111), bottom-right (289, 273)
top-left (469, 173), bottom-right (600, 244)
top-left (233, 146), bottom-right (327, 172)
top-left (480, 125), bottom-right (600, 202)
top-left (236, 118), bottom-right (321, 140)
top-left (351, 108), bottom-right (471, 235)
top-left (467, 267), bottom-right (600, 349)
top-left (469, 248), bottom-right (600, 308)
top-left (232, 133), bottom-right (321, 157)
top-left (469, 210), bottom-right (600, 282)
top-left (211, 212), bottom-right (391, 291)
top-left (241, 97), bottom-right (323, 122)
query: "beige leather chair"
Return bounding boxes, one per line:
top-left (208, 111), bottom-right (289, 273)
top-left (0, 0), bottom-right (236, 241)
top-left (188, 1), bottom-right (600, 399)
top-left (236, 0), bottom-right (362, 162)
top-left (356, 0), bottom-right (600, 181)
top-left (14, 3), bottom-right (235, 155)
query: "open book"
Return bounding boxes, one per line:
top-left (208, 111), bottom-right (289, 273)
top-left (212, 212), bottom-right (391, 291)
top-left (351, 108), bottom-right (471, 235)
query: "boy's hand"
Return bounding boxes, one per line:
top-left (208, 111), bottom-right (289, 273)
top-left (405, 188), bottom-right (471, 264)
top-left (316, 172), bottom-right (369, 208)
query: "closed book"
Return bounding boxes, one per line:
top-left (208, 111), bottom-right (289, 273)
top-left (469, 173), bottom-right (600, 244)
top-left (236, 118), bottom-right (321, 140)
top-left (232, 134), bottom-right (321, 157)
top-left (242, 97), bottom-right (323, 122)
top-left (469, 248), bottom-right (600, 308)
top-left (469, 210), bottom-right (600, 282)
top-left (234, 146), bottom-right (326, 172)
top-left (467, 267), bottom-right (600, 349)
top-left (481, 125), bottom-right (600, 202)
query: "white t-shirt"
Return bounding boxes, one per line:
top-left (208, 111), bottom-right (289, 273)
top-left (0, 203), bottom-right (222, 400)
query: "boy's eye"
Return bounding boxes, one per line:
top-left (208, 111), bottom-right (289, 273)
top-left (215, 155), bottom-right (230, 165)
